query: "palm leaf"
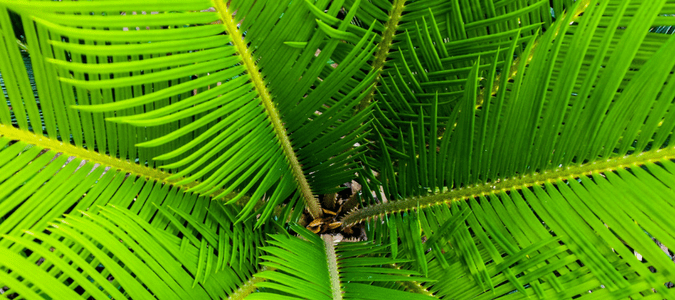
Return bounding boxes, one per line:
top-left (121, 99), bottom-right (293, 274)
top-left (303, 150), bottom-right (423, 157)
top-left (248, 224), bottom-right (434, 300)
top-left (345, 0), bottom-right (675, 298)
top-left (0, 134), bottom-right (275, 299)
top-left (2, 0), bottom-right (378, 221)
top-left (3, 0), bottom-right (675, 299)
top-left (345, 0), bottom-right (568, 128)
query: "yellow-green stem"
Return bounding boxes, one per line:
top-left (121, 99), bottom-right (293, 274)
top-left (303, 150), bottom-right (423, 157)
top-left (322, 235), bottom-right (343, 300)
top-left (357, 0), bottom-right (407, 111)
top-left (391, 263), bottom-right (434, 296)
top-left (477, 0), bottom-right (589, 106)
top-left (227, 267), bottom-right (268, 300)
top-left (343, 146), bottom-right (675, 226)
top-left (344, 0), bottom-right (599, 226)
top-left (1, 124), bottom-right (170, 182)
top-left (213, 0), bottom-right (322, 218)
top-left (0, 124), bottom-right (243, 201)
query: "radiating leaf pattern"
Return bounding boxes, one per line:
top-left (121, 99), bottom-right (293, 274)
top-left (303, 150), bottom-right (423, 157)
top-left (344, 0), bottom-right (675, 298)
top-left (0, 133), bottom-right (274, 299)
top-left (249, 224), bottom-right (434, 300)
top-left (1, 0), bottom-right (379, 221)
top-left (1, 0), bottom-right (675, 299)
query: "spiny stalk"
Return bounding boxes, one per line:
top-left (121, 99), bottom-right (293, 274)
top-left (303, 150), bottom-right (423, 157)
top-left (213, 0), bottom-right (323, 218)
top-left (477, 0), bottom-right (590, 107)
top-left (391, 263), bottom-right (434, 296)
top-left (343, 146), bottom-right (675, 226)
top-left (344, 0), bottom-right (598, 226)
top-left (357, 0), bottom-right (407, 111)
top-left (227, 267), bottom-right (268, 300)
top-left (322, 235), bottom-right (344, 300)
top-left (0, 124), bottom-right (242, 201)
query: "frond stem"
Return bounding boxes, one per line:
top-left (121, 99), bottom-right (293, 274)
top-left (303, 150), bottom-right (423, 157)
top-left (391, 263), bottom-right (434, 296)
top-left (322, 235), bottom-right (343, 300)
top-left (357, 0), bottom-right (407, 111)
top-left (227, 266), bottom-right (268, 300)
top-left (477, 0), bottom-right (590, 106)
top-left (0, 125), bottom-right (241, 200)
top-left (213, 0), bottom-right (322, 218)
top-left (343, 146), bottom-right (675, 226)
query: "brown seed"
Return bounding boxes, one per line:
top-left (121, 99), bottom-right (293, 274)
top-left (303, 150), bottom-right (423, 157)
top-left (308, 219), bottom-right (324, 227)
top-left (322, 208), bottom-right (337, 216)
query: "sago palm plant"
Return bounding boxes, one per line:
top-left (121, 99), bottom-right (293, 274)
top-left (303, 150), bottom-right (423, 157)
top-left (0, 0), bottom-right (674, 299)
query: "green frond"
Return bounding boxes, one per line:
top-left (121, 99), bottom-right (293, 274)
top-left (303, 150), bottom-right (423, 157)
top-left (355, 157), bottom-right (675, 298)
top-left (390, 162), bottom-right (675, 299)
top-left (349, 0), bottom-right (563, 128)
top-left (1, 0), bottom-right (378, 221)
top-left (356, 0), bottom-right (407, 110)
top-left (2, 0), bottom-right (675, 299)
top-left (348, 0), bottom-right (675, 221)
top-left (227, 266), bottom-right (269, 300)
top-left (0, 123), bottom-right (245, 203)
top-left (0, 135), bottom-right (271, 299)
top-left (344, 0), bottom-right (675, 298)
top-left (248, 224), bottom-right (435, 299)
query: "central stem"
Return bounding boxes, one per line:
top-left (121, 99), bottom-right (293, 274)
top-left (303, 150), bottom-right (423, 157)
top-left (342, 146), bottom-right (675, 226)
top-left (213, 0), bottom-right (323, 218)
top-left (357, 0), bottom-right (407, 111)
top-left (322, 235), bottom-right (343, 300)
